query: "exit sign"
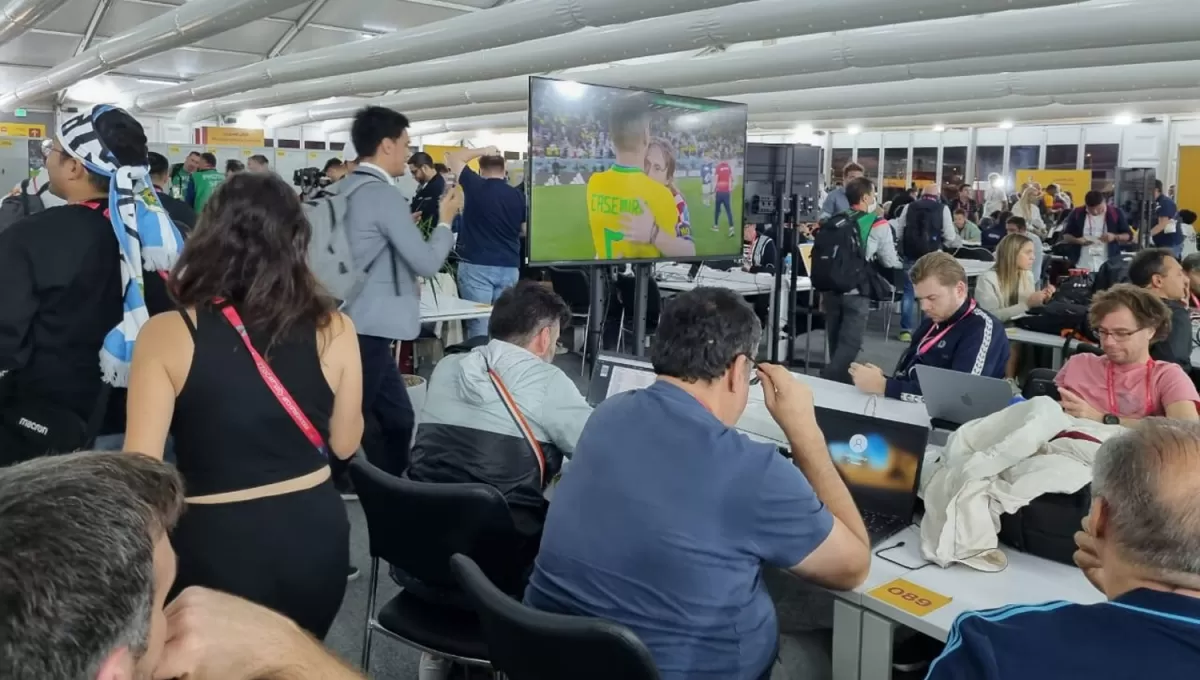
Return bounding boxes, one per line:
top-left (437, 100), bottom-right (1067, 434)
top-left (13, 108), bottom-right (25, 118)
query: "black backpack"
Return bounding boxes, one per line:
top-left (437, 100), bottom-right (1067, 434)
top-left (0, 179), bottom-right (44, 233)
top-left (810, 212), bottom-right (867, 294)
top-left (1013, 300), bottom-right (1094, 346)
top-left (999, 486), bottom-right (1091, 567)
top-left (901, 199), bottom-right (944, 259)
top-left (1055, 271), bottom-right (1094, 305)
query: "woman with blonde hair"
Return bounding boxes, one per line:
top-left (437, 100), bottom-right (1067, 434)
top-left (977, 233), bottom-right (1054, 378)
top-left (1011, 186), bottom-right (1047, 237)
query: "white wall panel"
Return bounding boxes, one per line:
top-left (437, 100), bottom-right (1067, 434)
top-left (1121, 123), bottom-right (1163, 167)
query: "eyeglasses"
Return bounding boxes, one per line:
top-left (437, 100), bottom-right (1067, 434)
top-left (745, 355), bottom-right (761, 386)
top-left (1094, 327), bottom-right (1144, 341)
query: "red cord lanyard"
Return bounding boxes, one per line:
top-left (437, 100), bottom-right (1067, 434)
top-left (218, 302), bottom-right (328, 456)
top-left (1106, 358), bottom-right (1155, 417)
top-left (1191, 293), bottom-right (1200, 311)
top-left (916, 300), bottom-right (976, 357)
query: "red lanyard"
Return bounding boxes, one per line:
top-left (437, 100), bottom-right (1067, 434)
top-left (917, 300), bottom-right (976, 357)
top-left (218, 302), bottom-right (327, 457)
top-left (1191, 293), bottom-right (1200, 311)
top-left (1106, 358), bottom-right (1155, 417)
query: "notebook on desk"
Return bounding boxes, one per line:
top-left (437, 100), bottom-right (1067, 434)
top-left (814, 406), bottom-right (928, 546)
top-left (586, 353), bottom-right (656, 406)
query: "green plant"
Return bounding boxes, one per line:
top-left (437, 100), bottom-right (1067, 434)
top-left (417, 213), bottom-right (458, 302)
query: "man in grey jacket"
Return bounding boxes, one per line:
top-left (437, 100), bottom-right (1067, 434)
top-left (342, 106), bottom-right (455, 477)
top-left (407, 281), bottom-right (592, 539)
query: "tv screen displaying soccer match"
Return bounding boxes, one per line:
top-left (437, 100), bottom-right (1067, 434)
top-left (527, 76), bottom-right (748, 265)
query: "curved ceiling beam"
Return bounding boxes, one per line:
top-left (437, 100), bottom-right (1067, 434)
top-left (0, 0), bottom-right (72, 48)
top-left (167, 0), bottom-right (1084, 120)
top-left (135, 0), bottom-right (754, 111)
top-left (264, 38), bottom-right (1200, 129)
top-left (0, 0), bottom-right (311, 111)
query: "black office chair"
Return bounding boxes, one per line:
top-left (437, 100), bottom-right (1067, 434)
top-left (951, 245), bottom-right (995, 262)
top-left (614, 275), bottom-right (662, 353)
top-left (349, 459), bottom-right (526, 674)
top-left (450, 554), bottom-right (661, 680)
top-left (547, 267), bottom-right (593, 366)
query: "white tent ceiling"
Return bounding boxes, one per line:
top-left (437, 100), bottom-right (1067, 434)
top-left (3, 0), bottom-right (1200, 133)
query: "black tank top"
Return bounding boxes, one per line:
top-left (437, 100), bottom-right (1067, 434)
top-left (172, 305), bottom-right (334, 496)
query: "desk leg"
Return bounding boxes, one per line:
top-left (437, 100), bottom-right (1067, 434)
top-left (1051, 345), bottom-right (1063, 370)
top-left (832, 599), bottom-right (862, 680)
top-left (859, 611), bottom-right (895, 680)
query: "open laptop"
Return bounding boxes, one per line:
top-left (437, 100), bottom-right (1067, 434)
top-left (586, 352), bottom-right (657, 406)
top-left (916, 365), bottom-right (1014, 430)
top-left (815, 406), bottom-right (928, 546)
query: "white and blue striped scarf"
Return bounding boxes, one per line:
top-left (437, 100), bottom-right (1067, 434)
top-left (58, 104), bottom-right (183, 387)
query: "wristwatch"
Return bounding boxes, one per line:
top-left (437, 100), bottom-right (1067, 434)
top-left (1103, 413), bottom-right (1120, 425)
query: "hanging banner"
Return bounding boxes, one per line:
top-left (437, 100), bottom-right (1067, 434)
top-left (196, 127), bottom-right (265, 147)
top-left (0, 122), bottom-right (46, 138)
top-left (1014, 169), bottom-right (1092, 206)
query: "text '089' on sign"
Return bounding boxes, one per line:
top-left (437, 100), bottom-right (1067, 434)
top-left (867, 578), bottom-right (953, 617)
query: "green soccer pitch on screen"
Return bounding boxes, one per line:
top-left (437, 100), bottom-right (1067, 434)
top-left (527, 76), bottom-right (748, 266)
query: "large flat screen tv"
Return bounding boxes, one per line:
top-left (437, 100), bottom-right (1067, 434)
top-left (527, 76), bottom-right (748, 266)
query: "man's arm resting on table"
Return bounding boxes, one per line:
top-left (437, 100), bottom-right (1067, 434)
top-left (784, 426), bottom-right (871, 590)
top-left (1118, 401), bottom-right (1200, 426)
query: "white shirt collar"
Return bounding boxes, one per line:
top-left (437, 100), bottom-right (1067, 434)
top-left (356, 161), bottom-right (396, 186)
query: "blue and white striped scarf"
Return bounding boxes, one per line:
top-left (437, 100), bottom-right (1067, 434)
top-left (58, 104), bottom-right (183, 387)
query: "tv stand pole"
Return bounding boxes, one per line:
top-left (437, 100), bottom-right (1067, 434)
top-left (632, 263), bottom-right (651, 357)
top-left (585, 268), bottom-right (608, 374)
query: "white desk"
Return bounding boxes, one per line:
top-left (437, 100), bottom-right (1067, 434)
top-left (1005, 326), bottom-right (1079, 369)
top-left (735, 373), bottom-right (931, 443)
top-left (956, 258), bottom-right (994, 279)
top-left (855, 537), bottom-right (1103, 680)
top-left (654, 263), bottom-right (808, 296)
top-left (1193, 346), bottom-right (1200, 367)
top-left (419, 294), bottom-right (493, 323)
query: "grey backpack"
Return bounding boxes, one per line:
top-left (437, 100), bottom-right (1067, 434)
top-left (304, 171), bottom-right (387, 305)
top-left (0, 179), bottom-right (45, 234)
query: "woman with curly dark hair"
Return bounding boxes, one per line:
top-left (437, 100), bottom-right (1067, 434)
top-left (123, 171), bottom-right (364, 638)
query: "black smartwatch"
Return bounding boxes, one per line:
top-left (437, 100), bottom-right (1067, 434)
top-left (1103, 413), bottom-right (1120, 425)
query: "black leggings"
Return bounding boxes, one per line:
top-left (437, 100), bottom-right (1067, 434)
top-left (169, 480), bottom-right (350, 638)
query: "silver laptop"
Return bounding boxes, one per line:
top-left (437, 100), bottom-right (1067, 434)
top-left (916, 365), bottom-right (1013, 427)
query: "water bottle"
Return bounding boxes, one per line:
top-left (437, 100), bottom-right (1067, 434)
top-left (784, 254), bottom-right (793, 277)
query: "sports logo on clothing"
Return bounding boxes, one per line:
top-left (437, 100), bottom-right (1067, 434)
top-left (17, 417), bottom-right (48, 435)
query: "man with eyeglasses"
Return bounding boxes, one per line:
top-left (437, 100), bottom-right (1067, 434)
top-left (1056, 284), bottom-right (1199, 425)
top-left (525, 287), bottom-right (871, 680)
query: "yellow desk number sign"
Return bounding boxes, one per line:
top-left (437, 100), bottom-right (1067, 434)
top-left (868, 579), bottom-right (952, 617)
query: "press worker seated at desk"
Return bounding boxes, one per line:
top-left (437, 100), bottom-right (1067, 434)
top-left (1055, 285), bottom-right (1199, 425)
top-left (524, 288), bottom-right (871, 680)
top-left (1128, 248), bottom-right (1193, 371)
top-left (926, 420), bottom-right (1200, 679)
top-left (849, 252), bottom-right (1010, 402)
top-left (406, 282), bottom-right (593, 539)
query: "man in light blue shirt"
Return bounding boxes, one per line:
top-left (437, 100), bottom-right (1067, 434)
top-left (820, 162), bottom-right (863, 219)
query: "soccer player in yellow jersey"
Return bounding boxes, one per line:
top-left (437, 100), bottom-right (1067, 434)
top-left (586, 97), bottom-right (689, 260)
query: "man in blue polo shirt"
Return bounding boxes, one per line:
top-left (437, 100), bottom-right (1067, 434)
top-left (447, 145), bottom-right (526, 337)
top-left (1150, 179), bottom-right (1182, 259)
top-left (927, 420), bottom-right (1200, 679)
top-left (525, 287), bottom-right (871, 680)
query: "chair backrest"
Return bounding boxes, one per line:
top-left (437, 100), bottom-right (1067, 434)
top-left (450, 554), bottom-right (661, 680)
top-left (547, 267), bottom-right (591, 312)
top-left (349, 458), bottom-right (526, 595)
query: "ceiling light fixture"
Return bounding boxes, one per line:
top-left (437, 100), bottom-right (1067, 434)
top-left (932, 124), bottom-right (946, 132)
top-left (847, 124), bottom-right (862, 135)
top-left (998, 120), bottom-right (1014, 129)
top-left (1113, 112), bottom-right (1135, 125)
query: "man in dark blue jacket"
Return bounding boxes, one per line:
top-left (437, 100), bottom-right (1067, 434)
top-left (849, 252), bottom-right (1009, 402)
top-left (1061, 191), bottom-right (1133, 268)
top-left (925, 421), bottom-right (1200, 680)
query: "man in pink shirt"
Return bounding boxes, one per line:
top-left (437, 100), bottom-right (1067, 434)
top-left (1057, 284), bottom-right (1199, 425)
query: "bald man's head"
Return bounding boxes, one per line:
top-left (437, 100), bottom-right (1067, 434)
top-left (1092, 420), bottom-right (1200, 587)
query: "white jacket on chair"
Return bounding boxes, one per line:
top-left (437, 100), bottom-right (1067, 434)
top-left (919, 397), bottom-right (1123, 570)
